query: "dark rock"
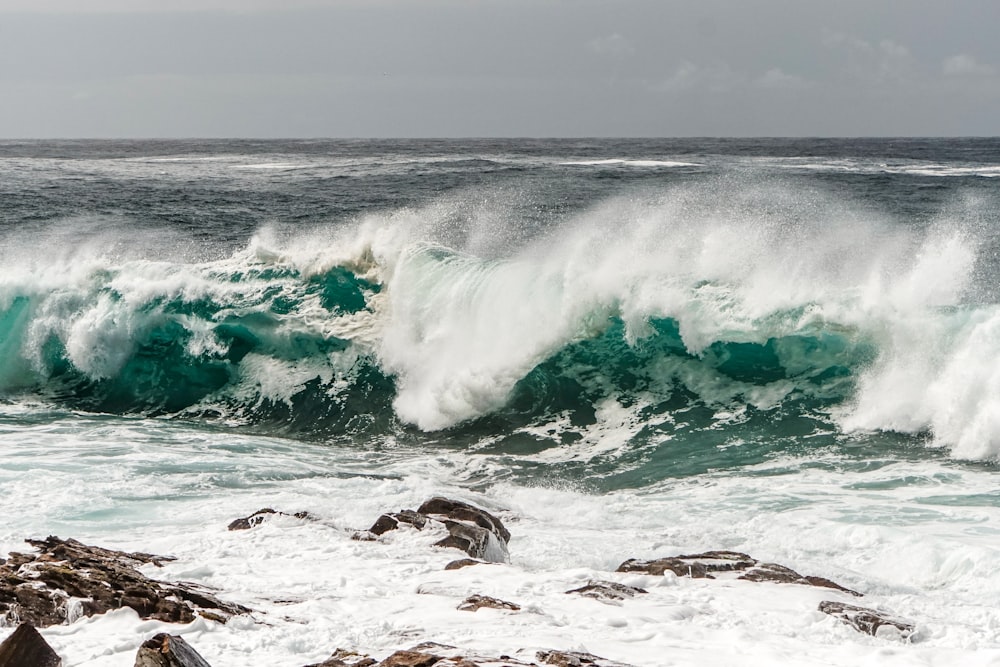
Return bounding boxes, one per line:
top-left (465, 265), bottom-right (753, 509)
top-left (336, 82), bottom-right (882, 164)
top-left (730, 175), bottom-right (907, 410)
top-left (456, 595), bottom-right (521, 612)
top-left (616, 551), bottom-right (861, 596)
top-left (616, 558), bottom-right (712, 578)
top-left (434, 521), bottom-right (507, 563)
top-left (0, 536), bottom-right (249, 627)
top-left (672, 551), bottom-right (757, 571)
top-left (369, 511), bottom-right (428, 536)
top-left (616, 550), bottom-right (756, 578)
top-left (0, 623), bottom-right (62, 667)
top-left (801, 575), bottom-right (863, 597)
top-left (304, 648), bottom-right (377, 667)
top-left (376, 650), bottom-right (441, 667)
top-left (740, 563), bottom-right (862, 597)
top-left (416, 498), bottom-right (510, 544)
top-left (819, 601), bottom-right (914, 638)
top-left (228, 508), bottom-right (315, 531)
top-left (134, 634), bottom-right (212, 667)
top-left (443, 559), bottom-right (484, 571)
top-left (364, 497), bottom-right (510, 563)
top-left (536, 650), bottom-right (634, 667)
top-left (565, 580), bottom-right (647, 602)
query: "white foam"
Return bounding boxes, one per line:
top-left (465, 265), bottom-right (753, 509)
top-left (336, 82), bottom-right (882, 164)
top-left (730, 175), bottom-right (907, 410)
top-left (560, 159), bottom-right (701, 167)
top-left (2, 416), bottom-right (1000, 666)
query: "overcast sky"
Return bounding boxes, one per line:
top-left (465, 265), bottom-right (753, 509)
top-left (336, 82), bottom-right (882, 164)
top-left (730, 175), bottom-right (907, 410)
top-left (1, 0), bottom-right (998, 137)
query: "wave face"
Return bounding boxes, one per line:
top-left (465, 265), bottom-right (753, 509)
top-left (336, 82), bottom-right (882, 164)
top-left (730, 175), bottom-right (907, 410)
top-left (3, 170), bottom-right (1000, 464)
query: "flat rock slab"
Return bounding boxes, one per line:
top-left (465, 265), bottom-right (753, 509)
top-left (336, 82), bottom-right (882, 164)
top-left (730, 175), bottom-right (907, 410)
top-left (0, 623), bottom-right (62, 667)
top-left (456, 595), bottom-right (521, 612)
top-left (305, 648), bottom-right (377, 667)
top-left (0, 536), bottom-right (249, 627)
top-left (536, 651), bottom-right (634, 667)
top-left (312, 645), bottom-right (631, 667)
top-left (565, 580), bottom-right (647, 602)
top-left (740, 563), bottom-right (862, 597)
top-left (443, 559), bottom-right (486, 571)
top-left (228, 508), bottom-right (316, 531)
top-left (819, 601), bottom-right (915, 638)
top-left (134, 634), bottom-right (213, 667)
top-left (617, 551), bottom-right (860, 595)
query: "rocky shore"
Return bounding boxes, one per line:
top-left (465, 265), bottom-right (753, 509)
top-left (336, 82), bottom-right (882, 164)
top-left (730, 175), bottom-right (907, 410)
top-left (0, 497), bottom-right (915, 666)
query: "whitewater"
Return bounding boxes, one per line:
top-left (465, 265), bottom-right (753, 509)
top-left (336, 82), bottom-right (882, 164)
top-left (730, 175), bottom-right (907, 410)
top-left (2, 138), bottom-right (1000, 666)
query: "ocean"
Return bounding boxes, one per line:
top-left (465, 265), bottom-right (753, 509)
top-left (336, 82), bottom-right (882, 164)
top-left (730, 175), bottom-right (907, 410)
top-left (2, 138), bottom-right (1000, 666)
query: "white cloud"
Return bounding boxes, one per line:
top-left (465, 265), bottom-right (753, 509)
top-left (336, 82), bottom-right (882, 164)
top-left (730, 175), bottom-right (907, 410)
top-left (823, 31), bottom-right (912, 83)
top-left (649, 61), bottom-right (740, 93)
top-left (755, 68), bottom-right (809, 90)
top-left (588, 33), bottom-right (635, 59)
top-left (943, 54), bottom-right (995, 77)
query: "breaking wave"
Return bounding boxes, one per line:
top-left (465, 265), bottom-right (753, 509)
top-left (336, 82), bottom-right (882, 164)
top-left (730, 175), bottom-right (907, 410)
top-left (2, 180), bottom-right (998, 460)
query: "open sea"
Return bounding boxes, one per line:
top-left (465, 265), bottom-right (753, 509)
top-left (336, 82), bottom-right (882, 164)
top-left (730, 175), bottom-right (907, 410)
top-left (2, 138), bottom-right (1000, 666)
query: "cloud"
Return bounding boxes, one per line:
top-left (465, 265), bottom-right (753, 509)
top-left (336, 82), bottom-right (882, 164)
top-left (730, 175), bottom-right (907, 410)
top-left (648, 61), bottom-right (740, 93)
top-left (755, 68), bottom-right (809, 90)
top-left (823, 31), bottom-right (912, 83)
top-left (588, 33), bottom-right (635, 59)
top-left (943, 54), bottom-right (995, 77)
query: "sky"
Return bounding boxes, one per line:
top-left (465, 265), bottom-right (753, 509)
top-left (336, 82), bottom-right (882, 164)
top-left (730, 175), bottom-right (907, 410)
top-left (1, 0), bottom-right (998, 137)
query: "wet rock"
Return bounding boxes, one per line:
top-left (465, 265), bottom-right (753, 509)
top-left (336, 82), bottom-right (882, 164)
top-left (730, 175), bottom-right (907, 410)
top-left (376, 650), bottom-right (441, 667)
top-left (0, 536), bottom-right (249, 627)
top-left (456, 595), bottom-right (521, 612)
top-left (228, 508), bottom-right (315, 531)
top-left (305, 648), bottom-right (377, 667)
top-left (565, 580), bottom-right (647, 602)
top-left (740, 563), bottom-right (862, 597)
top-left (818, 600), bottom-right (914, 638)
top-left (435, 521), bottom-right (507, 563)
top-left (363, 497), bottom-right (510, 563)
top-left (416, 498), bottom-right (511, 544)
top-left (616, 558), bottom-right (708, 578)
top-left (443, 559), bottom-right (485, 571)
top-left (536, 650), bottom-right (634, 667)
top-left (134, 634), bottom-right (212, 667)
top-left (616, 551), bottom-right (860, 595)
top-left (616, 550), bottom-right (756, 578)
top-left (0, 623), bottom-right (62, 667)
top-left (369, 511), bottom-right (428, 536)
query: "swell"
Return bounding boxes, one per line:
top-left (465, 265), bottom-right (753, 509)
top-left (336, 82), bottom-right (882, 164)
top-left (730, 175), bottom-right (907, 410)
top-left (2, 182), bottom-right (999, 462)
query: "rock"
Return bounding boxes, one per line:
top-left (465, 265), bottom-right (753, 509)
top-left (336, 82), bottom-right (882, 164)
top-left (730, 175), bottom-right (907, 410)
top-left (564, 580), bottom-right (647, 602)
top-left (362, 497), bottom-right (510, 563)
top-left (376, 650), bottom-right (441, 667)
top-left (739, 563), bottom-right (862, 597)
top-left (416, 498), bottom-right (511, 544)
top-left (616, 550), bottom-right (756, 578)
top-left (228, 509), bottom-right (315, 531)
top-left (456, 595), bottom-right (521, 612)
top-left (818, 601), bottom-right (914, 638)
top-left (304, 648), bottom-right (377, 667)
top-left (434, 521), bottom-right (508, 563)
top-left (443, 559), bottom-right (484, 571)
top-left (616, 551), bottom-right (860, 596)
top-left (616, 559), bottom-right (706, 578)
top-left (0, 623), bottom-right (62, 667)
top-left (0, 536), bottom-right (249, 627)
top-left (134, 634), bottom-right (212, 667)
top-left (369, 511), bottom-right (428, 536)
top-left (536, 650), bottom-right (634, 667)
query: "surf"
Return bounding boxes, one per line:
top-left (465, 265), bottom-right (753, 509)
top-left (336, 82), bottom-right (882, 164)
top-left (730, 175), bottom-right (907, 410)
top-left (1, 178), bottom-right (997, 462)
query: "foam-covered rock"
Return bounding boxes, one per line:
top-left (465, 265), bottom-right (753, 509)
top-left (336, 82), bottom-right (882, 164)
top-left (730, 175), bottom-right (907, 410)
top-left (0, 537), bottom-right (249, 627)
top-left (818, 601), bottom-right (914, 638)
top-left (134, 634), bottom-right (213, 667)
